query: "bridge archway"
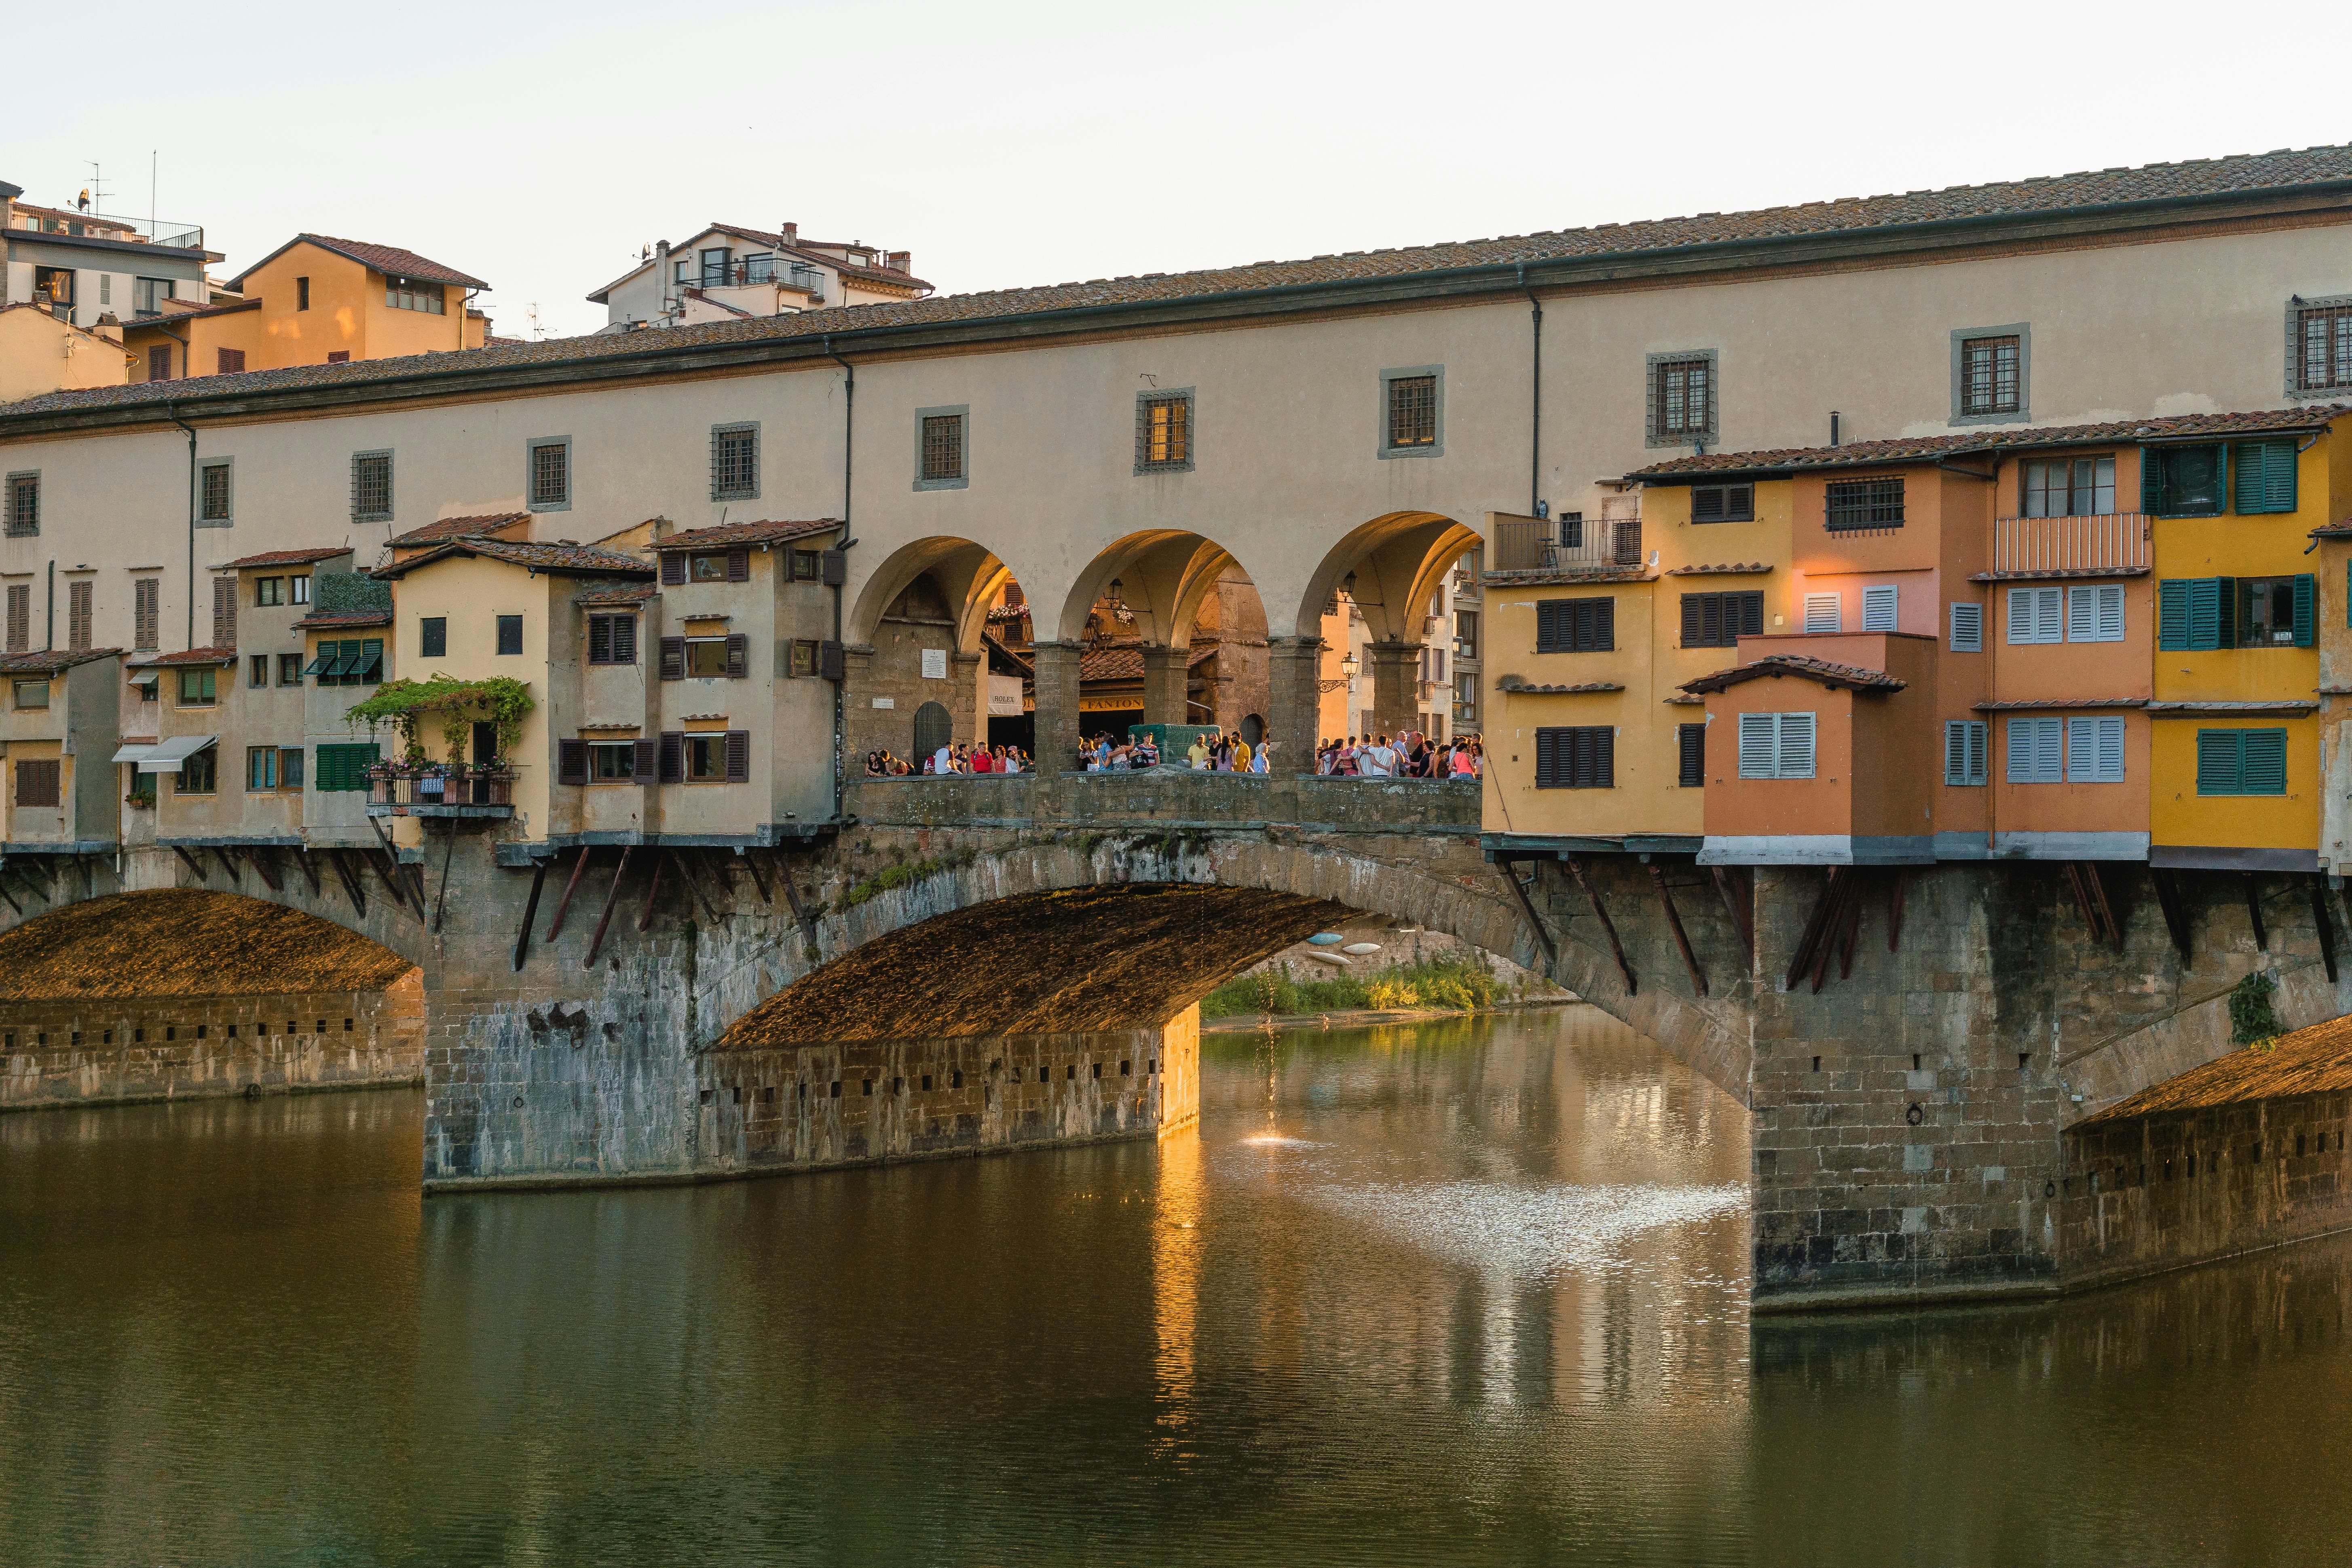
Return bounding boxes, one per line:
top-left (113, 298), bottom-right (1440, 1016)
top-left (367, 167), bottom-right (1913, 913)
top-left (1055, 530), bottom-right (1272, 738)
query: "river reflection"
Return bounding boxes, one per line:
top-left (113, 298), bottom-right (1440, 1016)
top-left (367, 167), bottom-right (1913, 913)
top-left (5, 1007), bottom-right (2352, 1565)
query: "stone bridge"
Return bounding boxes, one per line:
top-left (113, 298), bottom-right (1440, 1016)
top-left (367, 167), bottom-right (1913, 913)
top-left (4, 773), bottom-right (2349, 1309)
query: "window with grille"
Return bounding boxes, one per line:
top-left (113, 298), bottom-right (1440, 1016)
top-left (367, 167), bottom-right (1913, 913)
top-left (134, 578), bottom-right (158, 650)
top-left (2298, 304), bottom-right (2352, 392)
top-left (2022, 456), bottom-right (2115, 518)
top-left (1944, 720), bottom-right (1987, 786)
top-left (5, 583), bottom-right (27, 652)
top-left (1386, 374), bottom-right (1437, 450)
top-left (710, 424), bottom-right (759, 500)
top-left (587, 613), bottom-right (637, 666)
top-left (1678, 723), bottom-right (1706, 787)
top-left (5, 472), bottom-right (36, 537)
top-left (1949, 601), bottom-right (1983, 653)
top-left (199, 461), bottom-right (232, 524)
top-left (920, 413), bottom-right (966, 484)
top-left (1737, 712), bottom-right (1815, 779)
top-left (2196, 728), bottom-right (2287, 796)
top-left (1691, 482), bottom-right (1753, 523)
top-left (1534, 726), bottom-right (1614, 788)
top-left (1535, 597), bottom-right (1614, 653)
top-left (528, 439), bottom-right (570, 509)
top-left (352, 452), bottom-right (393, 521)
top-left (68, 580), bottom-right (91, 651)
top-left (1136, 393), bottom-right (1192, 471)
top-left (1651, 357), bottom-right (1713, 442)
top-left (1678, 590), bottom-right (1762, 649)
top-left (216, 348), bottom-right (245, 374)
top-left (1825, 478), bottom-right (1904, 531)
top-left (2065, 716), bottom-right (2126, 784)
top-left (1959, 335), bottom-right (2021, 415)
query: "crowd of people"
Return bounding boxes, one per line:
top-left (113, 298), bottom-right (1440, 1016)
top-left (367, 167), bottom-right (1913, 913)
top-left (869, 726), bottom-right (1481, 778)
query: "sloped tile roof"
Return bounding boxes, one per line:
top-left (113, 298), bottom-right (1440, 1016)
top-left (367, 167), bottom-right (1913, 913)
top-left (1635, 406), bottom-right (2350, 479)
top-left (1680, 654), bottom-right (1906, 695)
top-left (1495, 677), bottom-right (1624, 694)
top-left (293, 610), bottom-right (394, 630)
top-left (2079, 1010), bottom-right (2352, 1124)
top-left (147, 646), bottom-right (239, 666)
top-left (375, 538), bottom-right (655, 579)
top-left (387, 512), bottom-right (530, 548)
top-left (218, 545), bottom-right (354, 569)
top-left (653, 518), bottom-right (842, 551)
top-left (574, 580), bottom-right (659, 607)
top-left (229, 234), bottom-right (488, 292)
top-left (15, 144), bottom-right (2352, 422)
top-left (1077, 642), bottom-right (1218, 681)
top-left (0, 647), bottom-right (123, 674)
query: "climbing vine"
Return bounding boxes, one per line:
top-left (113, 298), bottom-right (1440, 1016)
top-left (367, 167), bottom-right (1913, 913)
top-left (2229, 970), bottom-right (2282, 1050)
top-left (344, 675), bottom-right (534, 765)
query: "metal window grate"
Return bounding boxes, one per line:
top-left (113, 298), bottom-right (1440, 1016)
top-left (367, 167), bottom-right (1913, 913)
top-left (2301, 306), bottom-right (2352, 391)
top-left (1137, 394), bottom-right (1190, 470)
top-left (352, 452), bottom-right (393, 521)
top-left (4, 473), bottom-right (36, 538)
top-left (1654, 358), bottom-right (1711, 438)
top-left (1960, 335), bottom-right (2021, 414)
top-left (200, 462), bottom-right (232, 522)
top-left (1825, 478), bottom-right (1906, 531)
top-left (1387, 375), bottom-right (1436, 448)
top-left (530, 441), bottom-right (569, 508)
top-left (921, 414), bottom-right (964, 481)
top-left (710, 425), bottom-right (759, 499)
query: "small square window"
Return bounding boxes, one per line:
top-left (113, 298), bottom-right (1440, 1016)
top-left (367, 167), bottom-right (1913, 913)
top-left (199, 461), bottom-right (232, 524)
top-left (1952, 326), bottom-right (2029, 423)
top-left (2295, 301), bottom-right (2352, 394)
top-left (1690, 483), bottom-right (1753, 523)
top-left (1650, 355), bottom-right (1714, 444)
top-left (178, 667), bottom-right (217, 705)
top-left (248, 654), bottom-right (270, 688)
top-left (527, 438), bottom-right (570, 511)
top-left (420, 617), bottom-right (448, 658)
top-left (790, 549), bottom-right (821, 582)
top-left (1824, 478), bottom-right (1905, 532)
top-left (588, 740), bottom-right (637, 781)
top-left (689, 552), bottom-right (731, 582)
top-left (1382, 370), bottom-right (1441, 455)
top-left (789, 639), bottom-right (820, 678)
top-left (496, 615), bottom-right (524, 656)
top-left (685, 638), bottom-right (729, 677)
top-left (710, 423), bottom-right (759, 500)
top-left (917, 410), bottom-right (967, 487)
top-left (351, 452), bottom-right (393, 522)
top-left (279, 652), bottom-right (304, 685)
top-left (1136, 391), bottom-right (1193, 473)
top-left (290, 575), bottom-right (310, 605)
top-left (3, 472), bottom-right (35, 539)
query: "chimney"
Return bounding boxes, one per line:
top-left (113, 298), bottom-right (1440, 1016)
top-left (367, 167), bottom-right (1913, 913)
top-left (780, 222), bottom-right (798, 247)
top-left (655, 239), bottom-right (669, 258)
top-left (886, 250), bottom-right (911, 274)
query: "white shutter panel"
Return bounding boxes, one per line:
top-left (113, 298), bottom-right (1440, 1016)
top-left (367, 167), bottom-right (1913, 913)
top-left (2035, 587), bottom-right (2063, 644)
top-left (1950, 602), bottom-right (1982, 653)
top-left (2066, 717), bottom-right (2095, 782)
top-left (1862, 583), bottom-right (1898, 631)
top-left (2006, 718), bottom-right (2032, 781)
top-left (2096, 716), bottom-right (2124, 782)
top-left (1804, 594), bottom-right (1841, 634)
top-left (1738, 713), bottom-right (1775, 778)
top-left (2066, 586), bottom-right (2096, 643)
top-left (2007, 588), bottom-right (2034, 644)
top-left (1778, 713), bottom-right (1816, 778)
top-left (2096, 584), bottom-right (2124, 642)
top-left (1966, 721), bottom-right (1987, 786)
top-left (2035, 717), bottom-right (2062, 782)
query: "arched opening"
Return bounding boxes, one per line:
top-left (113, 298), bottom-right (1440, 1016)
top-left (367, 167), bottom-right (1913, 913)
top-left (1296, 513), bottom-right (1484, 750)
top-left (847, 537), bottom-right (1035, 770)
top-left (911, 701), bottom-right (953, 761)
top-left (0, 888), bottom-right (423, 1109)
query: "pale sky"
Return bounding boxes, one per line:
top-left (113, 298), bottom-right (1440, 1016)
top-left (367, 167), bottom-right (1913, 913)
top-left (13, 0), bottom-right (2348, 341)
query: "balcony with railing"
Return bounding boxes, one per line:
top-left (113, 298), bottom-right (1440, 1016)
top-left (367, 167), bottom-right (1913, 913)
top-left (697, 257), bottom-right (827, 300)
top-left (1490, 514), bottom-right (1645, 575)
top-left (1989, 512), bottom-right (2150, 578)
top-left (365, 764), bottom-right (516, 818)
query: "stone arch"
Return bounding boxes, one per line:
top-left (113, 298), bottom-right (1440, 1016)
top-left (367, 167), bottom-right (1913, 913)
top-left (1290, 511), bottom-right (1482, 642)
top-left (1054, 530), bottom-right (1273, 735)
top-left (847, 535), bottom-right (1011, 657)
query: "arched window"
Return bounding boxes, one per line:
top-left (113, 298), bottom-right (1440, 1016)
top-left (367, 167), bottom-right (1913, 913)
top-left (1240, 713), bottom-right (1264, 746)
top-left (913, 701), bottom-right (953, 759)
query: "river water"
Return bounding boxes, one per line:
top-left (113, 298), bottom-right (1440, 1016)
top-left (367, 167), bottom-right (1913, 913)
top-left (5, 1006), bottom-right (2352, 1566)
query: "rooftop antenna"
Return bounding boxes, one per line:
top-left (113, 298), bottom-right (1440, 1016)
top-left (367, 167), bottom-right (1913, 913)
top-left (526, 302), bottom-right (547, 340)
top-left (150, 151), bottom-right (157, 239)
top-left (81, 161), bottom-right (110, 214)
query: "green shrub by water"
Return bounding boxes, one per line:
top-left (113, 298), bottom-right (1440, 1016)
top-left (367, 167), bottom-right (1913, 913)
top-left (1198, 955), bottom-right (1502, 1020)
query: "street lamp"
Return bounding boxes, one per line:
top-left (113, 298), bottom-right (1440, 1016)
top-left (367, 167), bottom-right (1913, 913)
top-left (1339, 650), bottom-right (1359, 679)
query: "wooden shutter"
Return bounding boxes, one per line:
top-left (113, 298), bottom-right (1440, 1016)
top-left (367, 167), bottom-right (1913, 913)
top-left (558, 740), bottom-right (588, 785)
top-left (68, 580), bottom-right (91, 650)
top-left (2242, 729), bottom-right (2288, 794)
top-left (134, 577), bottom-right (158, 650)
top-left (2182, 577), bottom-right (2233, 650)
top-left (2139, 446), bottom-right (2165, 515)
top-left (659, 731), bottom-right (685, 783)
top-left (1536, 600), bottom-right (1571, 652)
top-left (822, 549), bottom-right (847, 587)
top-left (613, 615), bottom-right (637, 665)
top-left (659, 636), bottom-right (685, 680)
top-left (1732, 591), bottom-right (1763, 638)
top-left (1950, 601), bottom-right (1983, 653)
top-left (2294, 574), bottom-right (2317, 647)
top-left (725, 633), bottom-right (748, 678)
top-left (2234, 440), bottom-right (2297, 514)
top-left (14, 759), bottom-right (60, 807)
top-left (212, 576), bottom-right (237, 649)
top-left (820, 640), bottom-right (845, 681)
top-left (1677, 723), bottom-right (1705, 787)
top-left (661, 552), bottom-right (687, 586)
top-left (1680, 594), bottom-right (1704, 647)
top-left (634, 739), bottom-right (658, 783)
top-left (2196, 729), bottom-right (2241, 794)
top-left (725, 729), bottom-right (750, 781)
top-left (726, 547), bottom-right (750, 582)
top-left (1534, 728), bottom-right (1563, 787)
top-left (588, 616), bottom-right (612, 665)
top-left (1944, 721), bottom-right (1972, 786)
top-left (2158, 579), bottom-right (2191, 650)
top-left (1737, 713), bottom-right (1775, 778)
top-left (216, 348), bottom-right (245, 374)
top-left (1590, 598), bottom-right (1614, 650)
top-left (148, 344), bottom-right (171, 381)
top-left (1776, 713), bottom-right (1815, 778)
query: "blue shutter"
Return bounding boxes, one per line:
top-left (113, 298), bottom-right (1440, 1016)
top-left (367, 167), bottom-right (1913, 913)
top-left (2196, 730), bottom-right (2241, 795)
top-left (2241, 729), bottom-right (2288, 795)
top-left (2186, 579), bottom-right (2223, 651)
top-left (2158, 579), bottom-right (2191, 650)
top-left (2295, 573), bottom-right (2317, 647)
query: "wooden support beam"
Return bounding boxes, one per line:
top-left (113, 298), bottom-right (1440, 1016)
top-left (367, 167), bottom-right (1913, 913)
top-left (432, 819), bottom-right (460, 933)
top-left (1886, 871), bottom-right (1908, 953)
top-left (1710, 865), bottom-right (1754, 968)
top-left (512, 857), bottom-right (551, 972)
top-left (636, 850), bottom-right (668, 932)
top-left (2149, 867), bottom-right (2192, 962)
top-left (239, 845), bottom-right (283, 893)
top-left (363, 816), bottom-right (422, 922)
top-left (293, 848), bottom-right (323, 898)
top-left (212, 847), bottom-right (241, 885)
top-left (774, 851), bottom-right (822, 958)
top-left (1565, 855), bottom-right (1636, 997)
top-left (329, 849), bottom-right (368, 918)
top-left (2313, 875), bottom-right (2339, 985)
top-left (0, 872), bottom-right (22, 918)
top-left (171, 845), bottom-right (209, 883)
top-left (0, 861), bottom-right (48, 907)
top-left (2244, 873), bottom-right (2268, 953)
top-left (740, 848), bottom-right (773, 905)
top-left (1834, 871), bottom-right (1864, 981)
top-left (1647, 863), bottom-right (1707, 997)
top-left (1495, 858), bottom-right (1557, 969)
top-left (675, 850), bottom-right (724, 926)
top-left (543, 845), bottom-right (594, 941)
top-left (2081, 862), bottom-right (2122, 951)
top-left (1785, 868), bottom-right (1844, 991)
top-left (584, 847), bottom-right (634, 968)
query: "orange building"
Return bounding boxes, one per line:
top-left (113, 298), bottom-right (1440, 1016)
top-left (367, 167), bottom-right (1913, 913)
top-left (125, 235), bottom-right (490, 381)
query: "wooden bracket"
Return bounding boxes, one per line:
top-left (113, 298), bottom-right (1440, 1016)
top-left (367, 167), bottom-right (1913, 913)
top-left (329, 849), bottom-right (368, 918)
top-left (1784, 868), bottom-right (1844, 991)
top-left (0, 871), bottom-right (22, 918)
top-left (1494, 857), bottom-right (1557, 969)
top-left (431, 820), bottom-right (461, 933)
top-left (1565, 855), bottom-right (1636, 996)
top-left (543, 845), bottom-right (593, 942)
top-left (363, 816), bottom-right (424, 922)
top-left (1648, 863), bottom-right (1707, 997)
top-left (239, 845), bottom-right (283, 894)
top-left (1710, 865), bottom-right (1754, 968)
top-left (212, 846), bottom-right (241, 885)
top-left (740, 848), bottom-right (773, 906)
top-left (2312, 874), bottom-right (2339, 984)
top-left (674, 849), bottom-right (724, 926)
top-left (2244, 873), bottom-right (2268, 952)
top-left (636, 850), bottom-right (668, 933)
top-left (1886, 871), bottom-right (1908, 953)
top-left (171, 844), bottom-right (209, 884)
top-left (774, 850), bottom-right (822, 959)
top-left (2149, 867), bottom-right (2192, 962)
top-left (512, 857), bottom-right (551, 972)
top-left (584, 846), bottom-right (635, 968)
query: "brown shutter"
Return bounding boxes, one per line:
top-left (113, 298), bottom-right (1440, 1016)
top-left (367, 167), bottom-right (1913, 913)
top-left (1678, 724), bottom-right (1706, 788)
top-left (1679, 595), bottom-right (1702, 648)
top-left (68, 580), bottom-right (91, 651)
top-left (216, 348), bottom-right (245, 374)
top-left (658, 732), bottom-right (685, 783)
top-left (725, 729), bottom-right (750, 781)
top-left (724, 633), bottom-right (748, 678)
top-left (558, 740), bottom-right (588, 785)
top-left (15, 759), bottom-right (61, 807)
top-left (726, 547), bottom-right (750, 582)
top-left (820, 640), bottom-right (844, 681)
top-left (613, 615), bottom-right (637, 665)
top-left (148, 344), bottom-right (171, 381)
top-left (661, 553), bottom-right (686, 586)
top-left (659, 636), bottom-right (685, 681)
top-left (633, 739), bottom-right (658, 783)
top-left (212, 577), bottom-right (237, 650)
top-left (821, 549), bottom-right (846, 587)
top-left (135, 578), bottom-right (158, 650)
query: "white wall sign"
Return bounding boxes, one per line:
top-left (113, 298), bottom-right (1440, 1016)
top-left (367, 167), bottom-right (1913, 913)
top-left (921, 648), bottom-right (947, 680)
top-left (871, 697), bottom-right (896, 710)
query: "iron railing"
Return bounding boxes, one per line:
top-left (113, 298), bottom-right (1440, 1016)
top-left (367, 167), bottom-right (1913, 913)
top-left (368, 765), bottom-right (515, 811)
top-left (1993, 512), bottom-right (2150, 575)
top-left (699, 259), bottom-right (827, 294)
top-left (1491, 515), bottom-right (1643, 573)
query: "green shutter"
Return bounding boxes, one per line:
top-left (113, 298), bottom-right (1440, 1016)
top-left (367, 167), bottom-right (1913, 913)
top-left (315, 742), bottom-right (380, 793)
top-left (2295, 573), bottom-right (2317, 647)
top-left (2140, 446), bottom-right (2165, 516)
top-left (2196, 729), bottom-right (2242, 795)
top-left (2215, 576), bottom-right (2236, 649)
top-left (2234, 440), bottom-right (2298, 514)
top-left (2159, 579), bottom-right (2191, 650)
top-left (2185, 577), bottom-right (2227, 651)
top-left (2241, 729), bottom-right (2288, 795)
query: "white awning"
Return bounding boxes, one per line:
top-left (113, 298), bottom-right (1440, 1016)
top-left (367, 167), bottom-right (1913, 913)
top-left (110, 743), bottom-right (158, 764)
top-left (137, 735), bottom-right (216, 773)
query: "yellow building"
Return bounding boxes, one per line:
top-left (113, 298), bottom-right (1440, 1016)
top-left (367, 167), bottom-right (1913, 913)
top-left (125, 234), bottom-right (490, 380)
top-left (0, 301), bottom-right (137, 402)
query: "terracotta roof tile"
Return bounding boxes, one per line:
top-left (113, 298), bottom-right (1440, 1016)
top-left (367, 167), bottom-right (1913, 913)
top-left (574, 581), bottom-right (659, 607)
top-left (229, 234), bottom-right (488, 292)
top-left (2079, 1012), bottom-right (2352, 1124)
top-left (1077, 643), bottom-right (1217, 682)
top-left (653, 518), bottom-right (842, 551)
top-left (1679, 654), bottom-right (1906, 695)
top-left (19, 144), bottom-right (2352, 421)
top-left (375, 538), bottom-right (654, 579)
top-left (293, 610), bottom-right (394, 630)
top-left (218, 545), bottom-right (354, 569)
top-left (146, 646), bottom-right (239, 666)
top-left (0, 647), bottom-right (122, 674)
top-left (1496, 677), bottom-right (1624, 694)
top-left (387, 512), bottom-right (530, 548)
